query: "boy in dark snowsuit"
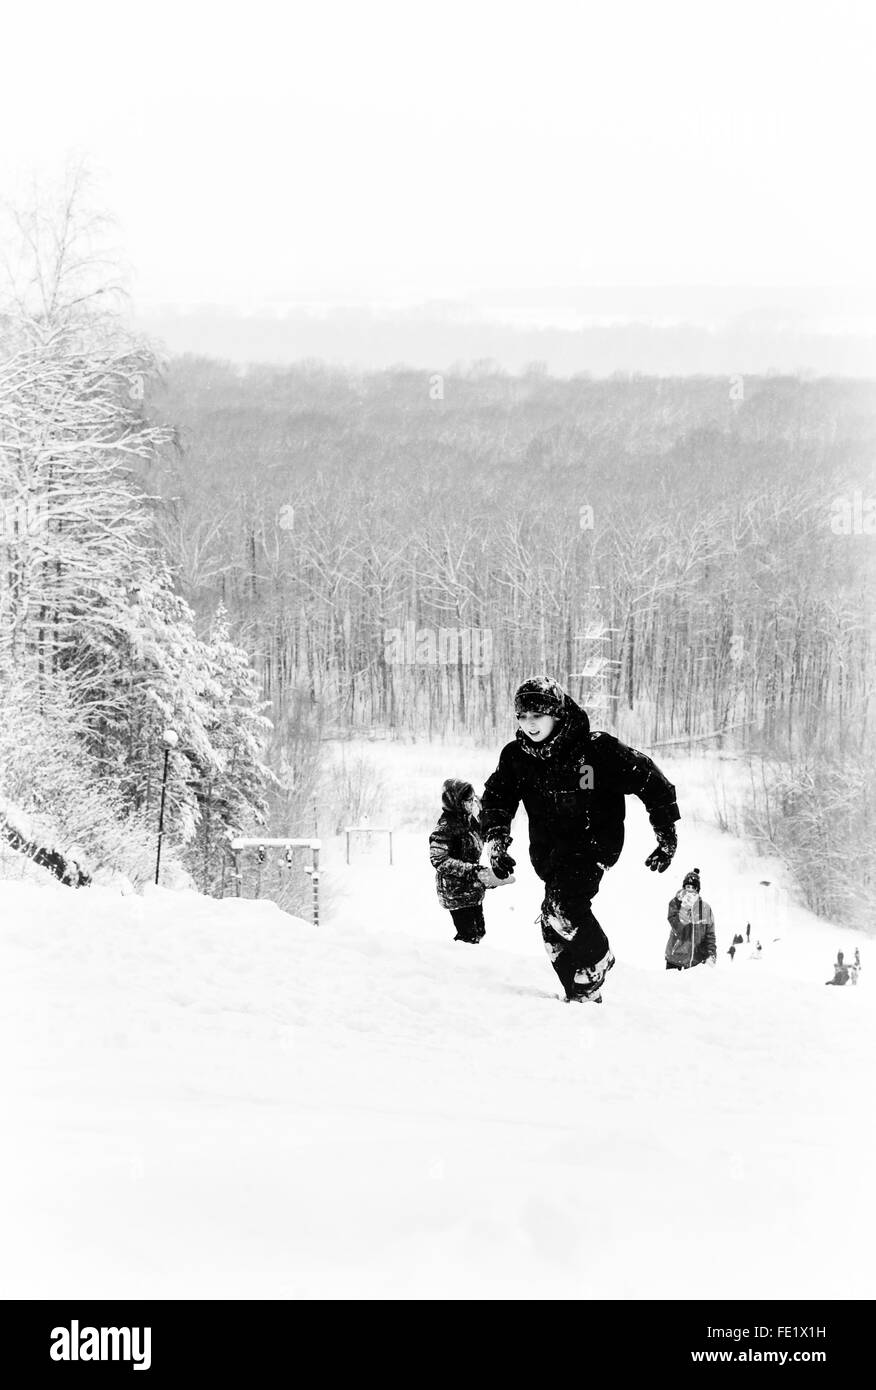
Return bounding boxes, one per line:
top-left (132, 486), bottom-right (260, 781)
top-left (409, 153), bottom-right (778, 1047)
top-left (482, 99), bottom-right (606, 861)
top-left (480, 677), bottom-right (680, 1002)
top-left (429, 778), bottom-right (510, 943)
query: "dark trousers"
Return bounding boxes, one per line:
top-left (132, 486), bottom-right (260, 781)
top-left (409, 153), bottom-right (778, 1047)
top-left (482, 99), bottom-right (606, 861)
top-left (539, 863), bottom-right (614, 999)
top-left (450, 904), bottom-right (485, 943)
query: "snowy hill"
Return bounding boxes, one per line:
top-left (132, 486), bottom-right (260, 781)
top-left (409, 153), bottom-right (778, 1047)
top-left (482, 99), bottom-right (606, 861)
top-left (2, 743), bottom-right (873, 1299)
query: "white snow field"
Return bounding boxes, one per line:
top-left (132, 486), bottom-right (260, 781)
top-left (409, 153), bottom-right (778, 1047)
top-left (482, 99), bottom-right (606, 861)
top-left (1, 745), bottom-right (873, 1300)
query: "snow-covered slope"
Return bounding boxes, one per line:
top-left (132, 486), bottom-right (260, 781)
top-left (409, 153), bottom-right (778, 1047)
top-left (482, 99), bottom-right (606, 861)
top-left (2, 764), bottom-right (873, 1298)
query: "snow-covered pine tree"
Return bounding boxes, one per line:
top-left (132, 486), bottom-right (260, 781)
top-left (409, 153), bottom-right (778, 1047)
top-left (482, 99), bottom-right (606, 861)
top-left (187, 603), bottom-right (275, 893)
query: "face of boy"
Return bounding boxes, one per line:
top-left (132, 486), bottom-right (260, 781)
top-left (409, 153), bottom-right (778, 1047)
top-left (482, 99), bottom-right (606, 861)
top-left (464, 793), bottom-right (481, 817)
top-left (517, 712), bottom-right (557, 742)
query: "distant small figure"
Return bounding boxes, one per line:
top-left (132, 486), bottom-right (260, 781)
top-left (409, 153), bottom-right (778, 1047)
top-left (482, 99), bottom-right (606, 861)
top-left (849, 947), bottom-right (862, 986)
top-left (733, 932), bottom-right (744, 945)
top-left (745, 922), bottom-right (751, 943)
top-left (728, 943), bottom-right (736, 962)
top-left (825, 950), bottom-right (850, 986)
top-left (750, 940), bottom-right (763, 960)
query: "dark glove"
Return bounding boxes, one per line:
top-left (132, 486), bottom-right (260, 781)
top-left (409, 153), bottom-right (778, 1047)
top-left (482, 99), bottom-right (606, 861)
top-left (489, 839), bottom-right (516, 880)
top-left (644, 824), bottom-right (677, 873)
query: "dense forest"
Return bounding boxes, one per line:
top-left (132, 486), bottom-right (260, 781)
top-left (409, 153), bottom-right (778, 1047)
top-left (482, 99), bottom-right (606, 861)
top-left (148, 359), bottom-right (874, 748)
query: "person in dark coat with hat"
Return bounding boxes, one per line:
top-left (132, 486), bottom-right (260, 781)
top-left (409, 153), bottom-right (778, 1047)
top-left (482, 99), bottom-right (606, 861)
top-left (825, 950), bottom-right (850, 986)
top-left (480, 676), bottom-right (681, 1002)
top-left (429, 777), bottom-right (512, 943)
top-left (665, 868), bottom-right (717, 970)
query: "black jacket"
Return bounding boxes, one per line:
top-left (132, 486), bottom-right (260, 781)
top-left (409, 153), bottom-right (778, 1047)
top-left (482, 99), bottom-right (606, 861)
top-left (429, 779), bottom-right (485, 910)
top-left (481, 693), bottom-right (680, 880)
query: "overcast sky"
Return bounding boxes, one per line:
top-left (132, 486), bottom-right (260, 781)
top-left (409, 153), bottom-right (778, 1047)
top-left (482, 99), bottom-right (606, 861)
top-left (2, 0), bottom-right (875, 310)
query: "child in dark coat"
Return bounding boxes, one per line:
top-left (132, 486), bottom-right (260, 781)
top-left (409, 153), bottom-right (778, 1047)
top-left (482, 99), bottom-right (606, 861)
top-left (429, 778), bottom-right (512, 943)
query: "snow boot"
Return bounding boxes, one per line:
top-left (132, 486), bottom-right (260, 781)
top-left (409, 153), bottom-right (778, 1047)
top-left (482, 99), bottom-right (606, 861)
top-left (564, 986), bottom-right (603, 1004)
top-left (568, 948), bottom-right (615, 1002)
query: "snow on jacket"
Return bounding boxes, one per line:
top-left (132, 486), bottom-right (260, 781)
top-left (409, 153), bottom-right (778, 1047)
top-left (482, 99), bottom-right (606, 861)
top-left (480, 691), bottom-right (680, 880)
top-left (665, 894), bottom-right (717, 968)
top-left (429, 779), bottom-right (486, 910)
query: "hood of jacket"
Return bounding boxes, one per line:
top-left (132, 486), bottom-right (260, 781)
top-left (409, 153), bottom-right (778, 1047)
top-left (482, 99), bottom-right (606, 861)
top-left (441, 778), bottom-right (475, 814)
top-left (516, 687), bottom-right (591, 763)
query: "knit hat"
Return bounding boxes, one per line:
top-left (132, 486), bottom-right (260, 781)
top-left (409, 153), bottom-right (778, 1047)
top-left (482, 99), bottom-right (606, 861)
top-left (514, 676), bottom-right (566, 719)
top-left (682, 867), bottom-right (701, 892)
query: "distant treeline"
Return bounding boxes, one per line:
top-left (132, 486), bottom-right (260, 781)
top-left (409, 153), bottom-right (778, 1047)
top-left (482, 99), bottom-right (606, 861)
top-left (136, 302), bottom-right (876, 377)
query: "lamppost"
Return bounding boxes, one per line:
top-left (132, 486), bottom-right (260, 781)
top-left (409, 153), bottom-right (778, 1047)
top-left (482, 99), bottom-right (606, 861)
top-left (154, 727), bottom-right (179, 886)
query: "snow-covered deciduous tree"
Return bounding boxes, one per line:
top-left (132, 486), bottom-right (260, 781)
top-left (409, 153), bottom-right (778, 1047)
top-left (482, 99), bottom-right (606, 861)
top-left (0, 173), bottom-right (167, 709)
top-left (0, 169), bottom-right (272, 887)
